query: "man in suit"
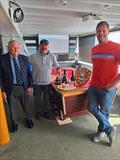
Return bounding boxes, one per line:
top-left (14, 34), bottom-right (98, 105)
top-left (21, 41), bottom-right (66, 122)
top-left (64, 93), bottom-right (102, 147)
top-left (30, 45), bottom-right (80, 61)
top-left (0, 40), bottom-right (34, 132)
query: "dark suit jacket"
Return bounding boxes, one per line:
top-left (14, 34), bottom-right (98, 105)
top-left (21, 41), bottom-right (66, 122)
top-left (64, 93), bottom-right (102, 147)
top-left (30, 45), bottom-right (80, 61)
top-left (0, 53), bottom-right (32, 95)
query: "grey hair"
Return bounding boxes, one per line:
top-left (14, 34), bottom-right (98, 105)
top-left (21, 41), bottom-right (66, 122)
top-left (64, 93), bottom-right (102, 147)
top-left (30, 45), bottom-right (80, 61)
top-left (8, 40), bottom-right (20, 46)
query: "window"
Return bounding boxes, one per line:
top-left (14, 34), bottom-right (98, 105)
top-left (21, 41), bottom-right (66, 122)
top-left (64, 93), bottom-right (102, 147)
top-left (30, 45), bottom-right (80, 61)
top-left (23, 36), bottom-right (39, 55)
top-left (27, 46), bottom-right (37, 55)
top-left (39, 34), bottom-right (69, 53)
top-left (79, 35), bottom-right (95, 62)
top-left (69, 37), bottom-right (77, 54)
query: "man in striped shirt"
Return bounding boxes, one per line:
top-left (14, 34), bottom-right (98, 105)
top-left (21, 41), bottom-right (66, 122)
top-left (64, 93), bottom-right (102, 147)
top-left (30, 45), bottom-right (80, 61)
top-left (88, 21), bottom-right (120, 146)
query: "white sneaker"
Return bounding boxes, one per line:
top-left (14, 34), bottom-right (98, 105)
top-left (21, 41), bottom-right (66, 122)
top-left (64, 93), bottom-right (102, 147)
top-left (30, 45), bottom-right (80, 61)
top-left (93, 131), bottom-right (105, 143)
top-left (108, 127), bottom-right (116, 146)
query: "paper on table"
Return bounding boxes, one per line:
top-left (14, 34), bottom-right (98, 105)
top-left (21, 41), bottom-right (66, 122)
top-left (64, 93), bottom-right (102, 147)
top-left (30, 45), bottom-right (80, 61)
top-left (57, 85), bottom-right (76, 91)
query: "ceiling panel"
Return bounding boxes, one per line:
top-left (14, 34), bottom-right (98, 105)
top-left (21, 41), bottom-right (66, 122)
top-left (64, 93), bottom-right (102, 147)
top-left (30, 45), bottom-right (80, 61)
top-left (9, 0), bottom-right (120, 35)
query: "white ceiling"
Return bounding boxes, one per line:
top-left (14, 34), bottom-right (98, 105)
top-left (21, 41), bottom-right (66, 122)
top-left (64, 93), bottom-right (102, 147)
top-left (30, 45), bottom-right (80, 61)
top-left (6, 0), bottom-right (120, 36)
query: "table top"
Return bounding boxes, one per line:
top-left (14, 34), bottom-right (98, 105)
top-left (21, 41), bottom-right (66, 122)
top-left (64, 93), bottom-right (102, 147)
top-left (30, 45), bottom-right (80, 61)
top-left (53, 85), bottom-right (88, 97)
top-left (52, 82), bottom-right (120, 98)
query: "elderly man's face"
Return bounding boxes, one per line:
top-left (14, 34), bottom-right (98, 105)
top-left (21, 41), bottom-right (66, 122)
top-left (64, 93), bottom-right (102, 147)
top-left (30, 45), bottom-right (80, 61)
top-left (39, 44), bottom-right (49, 54)
top-left (8, 41), bottom-right (20, 57)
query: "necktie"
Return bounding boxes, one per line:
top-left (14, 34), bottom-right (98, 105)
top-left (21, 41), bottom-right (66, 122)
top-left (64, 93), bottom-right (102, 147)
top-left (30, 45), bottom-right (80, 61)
top-left (13, 58), bottom-right (23, 85)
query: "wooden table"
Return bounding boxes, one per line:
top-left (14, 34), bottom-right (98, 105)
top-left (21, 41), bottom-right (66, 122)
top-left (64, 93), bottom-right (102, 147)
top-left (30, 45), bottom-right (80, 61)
top-left (51, 84), bottom-right (88, 120)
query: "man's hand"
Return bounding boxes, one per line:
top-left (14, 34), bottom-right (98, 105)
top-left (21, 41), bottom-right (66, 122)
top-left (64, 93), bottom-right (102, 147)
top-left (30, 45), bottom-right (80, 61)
top-left (105, 84), bottom-right (115, 91)
top-left (26, 87), bottom-right (33, 95)
top-left (2, 92), bottom-right (7, 102)
top-left (105, 74), bottom-right (120, 91)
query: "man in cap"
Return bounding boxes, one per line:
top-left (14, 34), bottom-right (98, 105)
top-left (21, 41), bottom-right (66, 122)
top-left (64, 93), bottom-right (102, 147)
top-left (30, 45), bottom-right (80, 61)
top-left (29, 39), bottom-right (59, 119)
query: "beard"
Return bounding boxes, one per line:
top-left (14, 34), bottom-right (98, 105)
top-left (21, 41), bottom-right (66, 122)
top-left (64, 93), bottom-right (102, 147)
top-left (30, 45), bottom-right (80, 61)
top-left (98, 37), bottom-right (108, 44)
top-left (41, 50), bottom-right (48, 54)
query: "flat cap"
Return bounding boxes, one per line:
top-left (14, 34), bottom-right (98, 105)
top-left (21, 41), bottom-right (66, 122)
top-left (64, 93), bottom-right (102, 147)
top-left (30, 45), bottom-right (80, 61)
top-left (40, 39), bottom-right (49, 45)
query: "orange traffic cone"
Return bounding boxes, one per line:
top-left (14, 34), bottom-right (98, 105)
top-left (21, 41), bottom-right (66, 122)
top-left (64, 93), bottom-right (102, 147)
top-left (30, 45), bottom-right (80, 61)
top-left (0, 88), bottom-right (10, 145)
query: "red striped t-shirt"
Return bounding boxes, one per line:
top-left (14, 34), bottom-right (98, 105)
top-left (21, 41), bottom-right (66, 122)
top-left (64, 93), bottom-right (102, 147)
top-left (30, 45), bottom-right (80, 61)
top-left (91, 41), bottom-right (120, 88)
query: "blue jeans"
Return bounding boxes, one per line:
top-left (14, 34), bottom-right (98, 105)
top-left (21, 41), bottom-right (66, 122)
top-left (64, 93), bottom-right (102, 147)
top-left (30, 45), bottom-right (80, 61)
top-left (88, 86), bottom-right (117, 135)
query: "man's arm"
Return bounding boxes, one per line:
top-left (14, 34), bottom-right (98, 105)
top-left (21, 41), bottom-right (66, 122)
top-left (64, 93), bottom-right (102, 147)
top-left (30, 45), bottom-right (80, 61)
top-left (105, 64), bottom-right (120, 90)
